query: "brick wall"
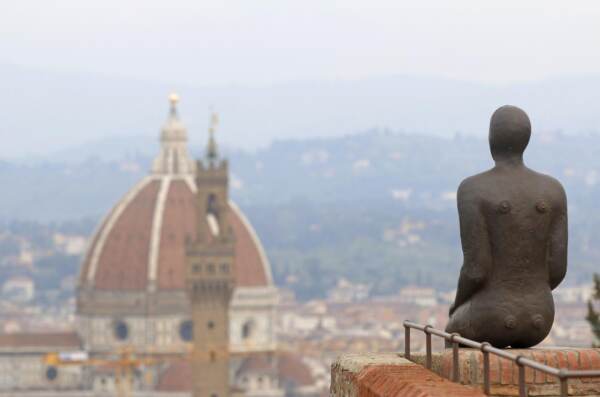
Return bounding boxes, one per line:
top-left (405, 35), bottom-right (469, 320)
top-left (331, 353), bottom-right (485, 397)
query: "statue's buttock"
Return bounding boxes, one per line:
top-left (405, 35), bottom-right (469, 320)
top-left (446, 106), bottom-right (568, 348)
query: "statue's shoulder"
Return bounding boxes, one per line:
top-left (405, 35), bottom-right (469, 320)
top-left (457, 171), bottom-right (492, 201)
top-left (528, 169), bottom-right (567, 201)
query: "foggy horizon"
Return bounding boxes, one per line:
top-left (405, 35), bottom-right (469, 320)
top-left (5, 1), bottom-right (600, 85)
top-left (3, 1), bottom-right (600, 158)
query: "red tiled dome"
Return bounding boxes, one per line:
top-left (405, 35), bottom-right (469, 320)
top-left (79, 175), bottom-right (272, 291)
top-left (79, 96), bottom-right (272, 294)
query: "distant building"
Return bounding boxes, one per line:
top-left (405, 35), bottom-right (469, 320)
top-left (2, 276), bottom-right (35, 302)
top-left (17, 249), bottom-right (34, 267)
top-left (398, 286), bottom-right (437, 307)
top-left (0, 96), bottom-right (320, 397)
top-left (0, 333), bottom-right (82, 391)
top-left (279, 311), bottom-right (337, 335)
top-left (327, 278), bottom-right (370, 303)
top-left (184, 106), bottom-right (236, 397)
top-left (52, 234), bottom-right (87, 256)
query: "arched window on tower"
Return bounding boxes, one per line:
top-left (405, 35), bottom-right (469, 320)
top-left (206, 194), bottom-right (220, 235)
top-left (206, 194), bottom-right (219, 218)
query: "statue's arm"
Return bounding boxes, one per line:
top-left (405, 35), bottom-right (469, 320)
top-left (450, 181), bottom-right (491, 315)
top-left (548, 184), bottom-right (568, 290)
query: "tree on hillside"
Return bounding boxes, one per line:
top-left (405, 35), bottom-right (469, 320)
top-left (586, 273), bottom-right (600, 347)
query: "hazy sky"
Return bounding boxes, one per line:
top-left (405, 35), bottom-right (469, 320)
top-left (3, 1), bottom-right (600, 159)
top-left (3, 1), bottom-right (600, 85)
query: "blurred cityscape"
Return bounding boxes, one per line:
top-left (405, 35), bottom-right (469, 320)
top-left (4, 2), bottom-right (600, 396)
top-left (0, 105), bottom-right (595, 394)
top-left (0, 243), bottom-right (593, 394)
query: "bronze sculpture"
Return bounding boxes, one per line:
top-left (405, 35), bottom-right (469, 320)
top-left (445, 105), bottom-right (568, 348)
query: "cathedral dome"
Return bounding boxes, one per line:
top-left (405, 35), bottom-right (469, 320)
top-left (78, 177), bottom-right (272, 291)
top-left (75, 95), bottom-right (276, 361)
top-left (78, 96), bottom-right (273, 293)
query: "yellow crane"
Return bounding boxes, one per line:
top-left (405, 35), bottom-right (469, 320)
top-left (43, 347), bottom-right (162, 397)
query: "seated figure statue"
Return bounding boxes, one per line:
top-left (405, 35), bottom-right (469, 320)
top-left (445, 105), bottom-right (567, 348)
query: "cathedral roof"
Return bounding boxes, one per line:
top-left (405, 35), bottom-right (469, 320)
top-left (154, 359), bottom-right (191, 392)
top-left (0, 332), bottom-right (81, 352)
top-left (277, 352), bottom-right (315, 387)
top-left (235, 354), bottom-right (278, 377)
top-left (78, 96), bottom-right (273, 292)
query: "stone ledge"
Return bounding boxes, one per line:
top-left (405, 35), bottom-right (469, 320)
top-left (409, 347), bottom-right (600, 396)
top-left (331, 353), bottom-right (486, 397)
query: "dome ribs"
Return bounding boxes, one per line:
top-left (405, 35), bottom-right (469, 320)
top-left (229, 202), bottom-right (271, 287)
top-left (80, 179), bottom-right (271, 292)
top-left (157, 180), bottom-right (197, 290)
top-left (94, 180), bottom-right (159, 290)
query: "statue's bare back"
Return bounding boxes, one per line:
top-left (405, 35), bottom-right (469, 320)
top-left (446, 106), bottom-right (567, 348)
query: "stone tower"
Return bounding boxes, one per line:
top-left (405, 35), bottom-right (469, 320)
top-left (186, 112), bottom-right (235, 397)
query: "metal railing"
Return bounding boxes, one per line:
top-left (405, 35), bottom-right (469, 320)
top-left (403, 320), bottom-right (600, 397)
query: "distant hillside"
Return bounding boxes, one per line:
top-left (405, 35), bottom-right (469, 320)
top-left (2, 130), bottom-right (600, 221)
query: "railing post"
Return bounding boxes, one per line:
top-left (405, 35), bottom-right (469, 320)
top-left (516, 356), bottom-right (526, 397)
top-left (404, 324), bottom-right (410, 360)
top-left (559, 370), bottom-right (568, 397)
top-left (480, 342), bottom-right (491, 395)
top-left (450, 333), bottom-right (460, 382)
top-left (424, 325), bottom-right (432, 370)
top-left (560, 379), bottom-right (568, 397)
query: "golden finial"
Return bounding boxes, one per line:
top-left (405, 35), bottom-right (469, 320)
top-left (169, 93), bottom-right (179, 105)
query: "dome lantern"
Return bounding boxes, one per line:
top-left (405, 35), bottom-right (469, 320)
top-left (152, 94), bottom-right (196, 175)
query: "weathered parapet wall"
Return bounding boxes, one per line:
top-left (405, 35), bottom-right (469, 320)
top-left (410, 347), bottom-right (600, 396)
top-left (332, 349), bottom-right (600, 396)
top-left (331, 353), bottom-right (486, 397)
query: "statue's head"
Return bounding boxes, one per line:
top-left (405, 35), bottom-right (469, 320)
top-left (489, 105), bottom-right (531, 162)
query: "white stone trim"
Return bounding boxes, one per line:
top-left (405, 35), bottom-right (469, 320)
top-left (229, 201), bottom-right (274, 286)
top-left (183, 174), bottom-right (197, 193)
top-left (206, 213), bottom-right (220, 236)
top-left (86, 176), bottom-right (153, 285)
top-left (78, 206), bottom-right (113, 288)
top-left (147, 176), bottom-right (172, 292)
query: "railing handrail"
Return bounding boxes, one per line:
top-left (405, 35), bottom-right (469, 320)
top-left (403, 320), bottom-right (600, 397)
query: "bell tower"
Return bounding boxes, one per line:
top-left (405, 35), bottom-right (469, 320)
top-left (186, 112), bottom-right (235, 397)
